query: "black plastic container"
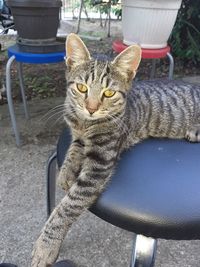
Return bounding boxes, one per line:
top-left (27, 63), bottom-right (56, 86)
top-left (6, 0), bottom-right (64, 53)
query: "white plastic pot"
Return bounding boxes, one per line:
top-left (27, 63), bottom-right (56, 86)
top-left (122, 0), bottom-right (182, 48)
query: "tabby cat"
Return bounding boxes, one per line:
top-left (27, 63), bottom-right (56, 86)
top-left (31, 33), bottom-right (200, 267)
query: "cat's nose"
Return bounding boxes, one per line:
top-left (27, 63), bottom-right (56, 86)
top-left (87, 107), bottom-right (97, 115)
top-left (85, 99), bottom-right (99, 115)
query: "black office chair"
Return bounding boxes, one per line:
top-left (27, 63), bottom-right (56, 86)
top-left (47, 127), bottom-right (200, 267)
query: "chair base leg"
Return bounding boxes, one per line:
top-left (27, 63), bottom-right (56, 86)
top-left (6, 56), bottom-right (29, 146)
top-left (6, 55), bottom-right (22, 146)
top-left (130, 234), bottom-right (157, 267)
top-left (167, 52), bottom-right (174, 80)
top-left (46, 150), bottom-right (57, 218)
top-left (17, 62), bottom-right (29, 119)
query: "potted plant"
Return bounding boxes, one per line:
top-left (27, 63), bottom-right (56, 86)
top-left (122, 0), bottom-right (182, 49)
top-left (6, 0), bottom-right (63, 52)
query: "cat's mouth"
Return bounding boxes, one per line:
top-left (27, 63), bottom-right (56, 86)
top-left (85, 113), bottom-right (100, 120)
top-left (83, 110), bottom-right (107, 120)
top-left (75, 105), bottom-right (109, 120)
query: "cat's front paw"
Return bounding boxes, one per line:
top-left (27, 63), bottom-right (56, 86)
top-left (31, 232), bottom-right (61, 267)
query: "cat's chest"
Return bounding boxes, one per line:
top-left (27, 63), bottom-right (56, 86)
top-left (67, 118), bottom-right (93, 138)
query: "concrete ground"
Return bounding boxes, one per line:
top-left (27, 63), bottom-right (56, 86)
top-left (1, 76), bottom-right (200, 267)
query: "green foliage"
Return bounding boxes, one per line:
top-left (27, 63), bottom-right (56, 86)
top-left (23, 75), bottom-right (56, 98)
top-left (112, 5), bottom-right (122, 19)
top-left (90, 0), bottom-right (121, 16)
top-left (169, 0), bottom-right (200, 63)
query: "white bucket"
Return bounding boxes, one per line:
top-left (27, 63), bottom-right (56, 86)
top-left (122, 0), bottom-right (182, 49)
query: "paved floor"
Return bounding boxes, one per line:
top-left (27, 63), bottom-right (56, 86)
top-left (1, 78), bottom-right (200, 267)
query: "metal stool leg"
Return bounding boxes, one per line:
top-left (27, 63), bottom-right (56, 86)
top-left (47, 150), bottom-right (57, 218)
top-left (130, 234), bottom-right (157, 267)
top-left (150, 59), bottom-right (156, 79)
top-left (6, 55), bottom-right (21, 147)
top-left (17, 62), bottom-right (29, 119)
top-left (167, 52), bottom-right (174, 80)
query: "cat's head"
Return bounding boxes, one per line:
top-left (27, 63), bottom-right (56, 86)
top-left (65, 33), bottom-right (141, 120)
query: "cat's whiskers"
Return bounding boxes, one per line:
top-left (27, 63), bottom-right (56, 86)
top-left (106, 114), bottom-right (130, 138)
top-left (49, 113), bottom-right (65, 129)
top-left (67, 105), bottom-right (78, 116)
top-left (45, 107), bottom-right (78, 128)
top-left (112, 112), bottom-right (130, 132)
top-left (39, 104), bottom-right (68, 122)
top-left (43, 109), bottom-right (66, 126)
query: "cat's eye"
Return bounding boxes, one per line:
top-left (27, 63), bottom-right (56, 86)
top-left (77, 83), bottom-right (88, 93)
top-left (103, 89), bottom-right (116, 98)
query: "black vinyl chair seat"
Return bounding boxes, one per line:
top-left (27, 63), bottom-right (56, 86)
top-left (57, 128), bottom-right (200, 240)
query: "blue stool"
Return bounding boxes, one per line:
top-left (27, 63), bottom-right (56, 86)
top-left (6, 44), bottom-right (65, 146)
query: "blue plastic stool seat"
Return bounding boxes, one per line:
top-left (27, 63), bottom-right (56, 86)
top-left (8, 44), bottom-right (65, 64)
top-left (6, 44), bottom-right (65, 146)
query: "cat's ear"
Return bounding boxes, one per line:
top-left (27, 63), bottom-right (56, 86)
top-left (111, 45), bottom-right (141, 81)
top-left (66, 33), bottom-right (91, 69)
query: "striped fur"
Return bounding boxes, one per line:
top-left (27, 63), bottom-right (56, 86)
top-left (31, 35), bottom-right (200, 267)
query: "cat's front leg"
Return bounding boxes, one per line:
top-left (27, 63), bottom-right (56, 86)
top-left (31, 144), bottom-right (118, 267)
top-left (57, 139), bottom-right (85, 191)
top-left (31, 206), bottom-right (65, 267)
